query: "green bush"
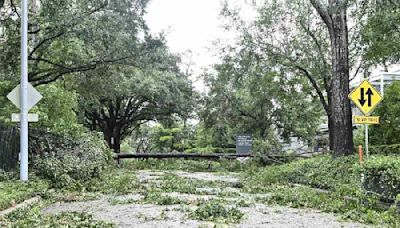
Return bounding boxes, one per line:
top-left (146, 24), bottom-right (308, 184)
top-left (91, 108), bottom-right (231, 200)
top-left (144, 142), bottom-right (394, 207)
top-left (122, 158), bottom-right (256, 172)
top-left (241, 155), bottom-right (400, 225)
top-left (369, 144), bottom-right (400, 155)
top-left (370, 81), bottom-right (400, 145)
top-left (361, 156), bottom-right (400, 200)
top-left (190, 199), bottom-right (244, 223)
top-left (242, 155), bottom-right (360, 196)
top-left (0, 178), bottom-right (48, 210)
top-left (1, 205), bottom-right (114, 227)
top-left (32, 132), bottom-right (111, 190)
top-left (86, 170), bottom-right (141, 194)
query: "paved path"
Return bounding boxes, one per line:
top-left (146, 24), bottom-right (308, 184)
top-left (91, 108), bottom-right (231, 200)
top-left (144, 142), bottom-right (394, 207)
top-left (44, 170), bottom-right (371, 228)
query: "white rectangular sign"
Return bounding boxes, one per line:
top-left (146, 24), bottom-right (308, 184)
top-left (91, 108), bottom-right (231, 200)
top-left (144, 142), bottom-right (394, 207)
top-left (11, 113), bottom-right (39, 122)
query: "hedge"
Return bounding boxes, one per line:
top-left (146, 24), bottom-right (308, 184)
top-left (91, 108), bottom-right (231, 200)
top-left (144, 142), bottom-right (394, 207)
top-left (369, 144), bottom-right (400, 155)
top-left (362, 156), bottom-right (400, 201)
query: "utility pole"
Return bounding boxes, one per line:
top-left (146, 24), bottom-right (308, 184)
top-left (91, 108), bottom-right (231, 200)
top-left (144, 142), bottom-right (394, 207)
top-left (20, 0), bottom-right (29, 181)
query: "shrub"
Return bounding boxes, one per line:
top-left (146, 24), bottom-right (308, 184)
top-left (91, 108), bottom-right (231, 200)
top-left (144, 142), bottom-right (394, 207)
top-left (361, 156), bottom-right (400, 201)
top-left (32, 132), bottom-right (111, 190)
top-left (369, 144), bottom-right (400, 155)
top-left (0, 178), bottom-right (48, 210)
top-left (190, 199), bottom-right (244, 223)
top-left (86, 170), bottom-right (141, 194)
top-left (142, 191), bottom-right (186, 205)
top-left (242, 155), bottom-right (361, 196)
top-left (1, 205), bottom-right (114, 227)
top-left (369, 82), bottom-right (400, 145)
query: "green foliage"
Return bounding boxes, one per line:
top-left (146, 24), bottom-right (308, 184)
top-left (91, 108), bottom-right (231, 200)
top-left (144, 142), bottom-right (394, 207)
top-left (241, 155), bottom-right (400, 226)
top-left (142, 191), bottom-right (187, 205)
top-left (361, 156), bottom-right (400, 200)
top-left (242, 155), bottom-right (360, 196)
top-left (0, 205), bottom-right (114, 227)
top-left (0, 179), bottom-right (48, 210)
top-left (122, 158), bottom-right (257, 173)
top-left (151, 174), bottom-right (236, 194)
top-left (32, 133), bottom-right (110, 190)
top-left (200, 0), bottom-right (325, 153)
top-left (369, 144), bottom-right (400, 155)
top-left (190, 199), bottom-right (244, 223)
top-left (187, 124), bottom-right (236, 153)
top-left (34, 84), bottom-right (85, 137)
top-left (87, 170), bottom-right (141, 195)
top-left (362, 6), bottom-right (400, 64)
top-left (254, 184), bottom-right (399, 226)
top-left (145, 124), bottom-right (195, 152)
top-left (0, 0), bottom-right (149, 85)
top-left (370, 82), bottom-right (400, 145)
top-left (0, 82), bottom-right (85, 138)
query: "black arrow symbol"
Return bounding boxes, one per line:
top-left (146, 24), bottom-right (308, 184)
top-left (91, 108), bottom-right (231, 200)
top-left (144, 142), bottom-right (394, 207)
top-left (366, 88), bottom-right (374, 107)
top-left (358, 88), bottom-right (366, 106)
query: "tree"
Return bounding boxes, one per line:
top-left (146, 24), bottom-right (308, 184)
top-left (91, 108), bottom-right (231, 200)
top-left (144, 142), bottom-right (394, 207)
top-left (0, 0), bottom-right (148, 85)
top-left (370, 82), bottom-right (400, 145)
top-left (362, 2), bottom-right (400, 66)
top-left (78, 37), bottom-right (195, 153)
top-left (309, 0), bottom-right (353, 155)
top-left (220, 0), bottom-right (365, 155)
top-left (201, 40), bottom-right (322, 153)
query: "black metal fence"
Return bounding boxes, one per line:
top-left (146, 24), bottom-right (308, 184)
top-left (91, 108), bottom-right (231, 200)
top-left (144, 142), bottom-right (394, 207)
top-left (0, 123), bottom-right (19, 171)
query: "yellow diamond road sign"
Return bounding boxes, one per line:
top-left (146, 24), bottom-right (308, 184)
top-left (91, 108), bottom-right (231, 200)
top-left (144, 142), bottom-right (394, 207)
top-left (349, 80), bottom-right (383, 115)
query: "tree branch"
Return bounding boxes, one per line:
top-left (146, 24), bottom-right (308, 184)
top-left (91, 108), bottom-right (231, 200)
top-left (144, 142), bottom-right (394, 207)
top-left (295, 65), bottom-right (329, 114)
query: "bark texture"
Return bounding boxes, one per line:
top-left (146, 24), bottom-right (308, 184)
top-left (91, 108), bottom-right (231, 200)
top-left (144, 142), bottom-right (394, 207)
top-left (311, 0), bottom-right (354, 155)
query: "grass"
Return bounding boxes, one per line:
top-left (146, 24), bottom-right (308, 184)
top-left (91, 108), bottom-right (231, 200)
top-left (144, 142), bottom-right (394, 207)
top-left (121, 158), bottom-right (257, 173)
top-left (150, 173), bottom-right (238, 194)
top-left (0, 177), bottom-right (48, 210)
top-left (0, 203), bottom-right (114, 227)
top-left (142, 191), bottom-right (188, 205)
top-left (3, 155), bottom-right (400, 226)
top-left (190, 199), bottom-right (245, 223)
top-left (242, 155), bottom-right (361, 196)
top-left (241, 155), bottom-right (400, 226)
top-left (84, 167), bottom-right (142, 194)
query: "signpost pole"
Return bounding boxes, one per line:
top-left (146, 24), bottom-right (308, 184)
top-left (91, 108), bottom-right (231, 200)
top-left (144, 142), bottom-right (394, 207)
top-left (20, 0), bottom-right (29, 181)
top-left (365, 125), bottom-right (369, 157)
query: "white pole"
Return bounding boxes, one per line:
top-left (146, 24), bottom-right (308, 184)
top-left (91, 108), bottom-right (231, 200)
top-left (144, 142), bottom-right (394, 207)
top-left (365, 125), bottom-right (369, 157)
top-left (20, 0), bottom-right (29, 181)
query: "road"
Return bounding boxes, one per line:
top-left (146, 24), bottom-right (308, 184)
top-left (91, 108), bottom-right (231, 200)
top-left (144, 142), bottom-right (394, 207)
top-left (44, 170), bottom-right (369, 228)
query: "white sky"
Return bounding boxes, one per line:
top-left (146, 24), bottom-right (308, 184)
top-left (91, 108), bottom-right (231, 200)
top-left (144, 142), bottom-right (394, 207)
top-left (144, 0), bottom-right (256, 92)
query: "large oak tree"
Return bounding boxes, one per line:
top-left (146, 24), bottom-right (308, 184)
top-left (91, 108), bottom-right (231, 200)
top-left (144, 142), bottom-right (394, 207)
top-left (77, 37), bottom-right (195, 153)
top-left (220, 0), bottom-right (369, 155)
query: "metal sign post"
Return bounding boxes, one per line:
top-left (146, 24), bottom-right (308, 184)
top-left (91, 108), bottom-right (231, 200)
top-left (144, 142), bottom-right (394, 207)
top-left (6, 0), bottom-right (42, 181)
top-left (365, 125), bottom-right (369, 157)
top-left (20, 0), bottom-right (29, 181)
top-left (349, 80), bottom-right (383, 158)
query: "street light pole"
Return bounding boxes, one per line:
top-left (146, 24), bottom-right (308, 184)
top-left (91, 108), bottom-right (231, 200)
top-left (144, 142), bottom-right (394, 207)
top-left (20, 0), bottom-right (29, 181)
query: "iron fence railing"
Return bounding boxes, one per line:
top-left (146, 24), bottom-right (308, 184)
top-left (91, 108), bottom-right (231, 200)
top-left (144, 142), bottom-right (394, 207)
top-left (0, 122), bottom-right (19, 171)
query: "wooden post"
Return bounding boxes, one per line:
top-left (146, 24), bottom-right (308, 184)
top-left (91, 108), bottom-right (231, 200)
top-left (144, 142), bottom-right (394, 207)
top-left (358, 145), bottom-right (363, 164)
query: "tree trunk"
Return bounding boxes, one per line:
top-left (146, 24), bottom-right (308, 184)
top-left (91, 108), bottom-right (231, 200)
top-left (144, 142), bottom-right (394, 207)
top-left (311, 0), bottom-right (354, 156)
top-left (328, 3), bottom-right (354, 156)
top-left (103, 124), bottom-right (122, 153)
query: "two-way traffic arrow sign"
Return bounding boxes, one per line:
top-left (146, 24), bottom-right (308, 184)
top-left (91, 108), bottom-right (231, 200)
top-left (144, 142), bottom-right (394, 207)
top-left (349, 80), bottom-right (383, 115)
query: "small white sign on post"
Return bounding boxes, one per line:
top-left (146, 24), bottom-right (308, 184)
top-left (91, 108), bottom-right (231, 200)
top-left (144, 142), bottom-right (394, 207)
top-left (11, 113), bottom-right (39, 122)
top-left (7, 83), bottom-right (42, 111)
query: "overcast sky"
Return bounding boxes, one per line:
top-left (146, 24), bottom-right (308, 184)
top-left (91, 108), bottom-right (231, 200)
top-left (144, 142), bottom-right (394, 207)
top-left (145, 0), bottom-right (255, 91)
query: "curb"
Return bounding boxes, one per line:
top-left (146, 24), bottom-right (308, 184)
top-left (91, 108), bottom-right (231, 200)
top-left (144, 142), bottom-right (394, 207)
top-left (0, 196), bottom-right (41, 218)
